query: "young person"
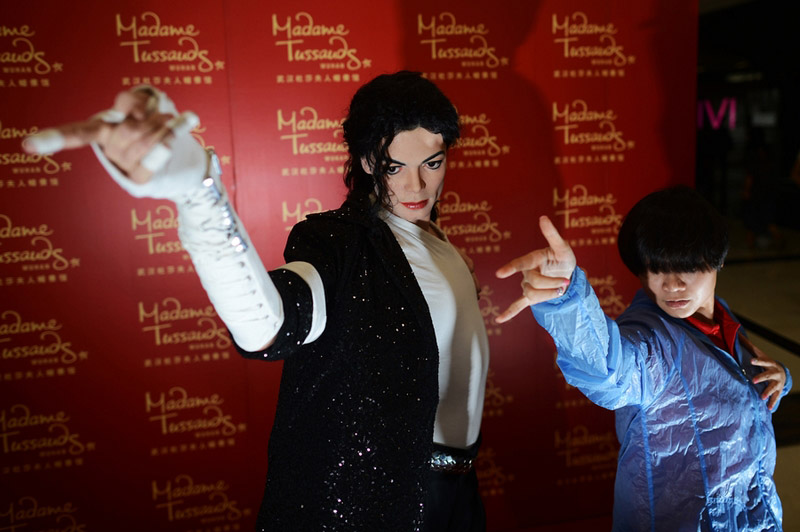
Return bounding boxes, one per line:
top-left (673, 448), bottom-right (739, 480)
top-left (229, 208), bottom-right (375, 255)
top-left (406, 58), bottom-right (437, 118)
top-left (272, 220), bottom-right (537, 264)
top-left (24, 71), bottom-right (489, 531)
top-left (495, 186), bottom-right (791, 531)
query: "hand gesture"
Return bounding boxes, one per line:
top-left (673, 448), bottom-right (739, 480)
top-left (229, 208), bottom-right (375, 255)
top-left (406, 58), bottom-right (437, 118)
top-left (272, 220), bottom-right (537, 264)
top-left (494, 216), bottom-right (576, 323)
top-left (22, 88), bottom-right (198, 186)
top-left (741, 335), bottom-right (788, 411)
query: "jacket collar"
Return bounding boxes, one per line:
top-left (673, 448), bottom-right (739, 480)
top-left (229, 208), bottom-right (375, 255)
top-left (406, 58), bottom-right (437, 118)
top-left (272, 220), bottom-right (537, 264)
top-left (627, 289), bottom-right (747, 376)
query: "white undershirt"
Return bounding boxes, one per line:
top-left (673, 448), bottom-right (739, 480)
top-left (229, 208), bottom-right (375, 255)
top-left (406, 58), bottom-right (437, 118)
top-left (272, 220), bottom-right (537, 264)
top-left (383, 212), bottom-right (490, 449)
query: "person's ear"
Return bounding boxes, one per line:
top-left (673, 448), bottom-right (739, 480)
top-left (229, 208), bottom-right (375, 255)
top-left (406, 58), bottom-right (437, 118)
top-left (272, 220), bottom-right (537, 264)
top-left (360, 157), bottom-right (372, 175)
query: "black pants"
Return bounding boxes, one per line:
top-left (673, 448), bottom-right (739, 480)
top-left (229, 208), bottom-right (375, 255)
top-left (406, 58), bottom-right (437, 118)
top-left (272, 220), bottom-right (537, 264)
top-left (422, 458), bottom-right (486, 531)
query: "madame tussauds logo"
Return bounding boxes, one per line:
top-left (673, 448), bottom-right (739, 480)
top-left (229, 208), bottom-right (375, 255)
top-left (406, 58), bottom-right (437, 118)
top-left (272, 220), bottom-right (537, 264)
top-left (0, 215), bottom-right (52, 240)
top-left (0, 404), bottom-right (85, 456)
top-left (1, 121), bottom-right (62, 174)
top-left (145, 386), bottom-right (238, 437)
top-left (0, 121), bottom-right (38, 140)
top-left (0, 214), bottom-right (69, 271)
top-left (552, 100), bottom-right (629, 153)
top-left (552, 12), bottom-right (631, 67)
top-left (0, 496), bottom-right (85, 532)
top-left (272, 12), bottom-right (364, 71)
top-left (277, 106), bottom-right (346, 156)
top-left (0, 310), bottom-right (60, 337)
top-left (152, 474), bottom-right (243, 522)
top-left (553, 185), bottom-right (623, 232)
top-left (438, 191), bottom-right (503, 243)
top-left (588, 274), bottom-right (627, 317)
top-left (417, 12), bottom-right (500, 68)
top-left (138, 296), bottom-right (230, 348)
top-left (1, 310), bottom-right (80, 364)
top-left (115, 11), bottom-right (215, 72)
top-left (458, 113), bottom-right (504, 157)
top-left (0, 25), bottom-right (53, 75)
top-left (131, 205), bottom-right (183, 256)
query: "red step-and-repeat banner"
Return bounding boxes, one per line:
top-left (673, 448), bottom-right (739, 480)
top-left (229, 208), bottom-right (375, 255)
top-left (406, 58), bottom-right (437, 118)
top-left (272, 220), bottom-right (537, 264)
top-left (1, 1), bottom-right (697, 530)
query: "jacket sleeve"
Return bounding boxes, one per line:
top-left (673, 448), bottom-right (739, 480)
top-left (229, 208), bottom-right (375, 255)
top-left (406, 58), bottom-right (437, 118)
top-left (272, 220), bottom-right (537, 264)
top-left (234, 216), bottom-right (340, 361)
top-left (531, 267), bottom-right (673, 410)
top-left (774, 363), bottom-right (793, 410)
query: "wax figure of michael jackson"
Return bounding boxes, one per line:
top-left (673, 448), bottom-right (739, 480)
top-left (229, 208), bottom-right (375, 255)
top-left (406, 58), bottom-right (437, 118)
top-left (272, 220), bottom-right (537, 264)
top-left (24, 71), bottom-right (490, 531)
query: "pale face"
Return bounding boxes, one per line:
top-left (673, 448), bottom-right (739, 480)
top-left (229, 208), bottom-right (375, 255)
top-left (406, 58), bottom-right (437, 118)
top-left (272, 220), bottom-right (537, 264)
top-left (641, 269), bottom-right (718, 322)
top-left (364, 127), bottom-right (447, 231)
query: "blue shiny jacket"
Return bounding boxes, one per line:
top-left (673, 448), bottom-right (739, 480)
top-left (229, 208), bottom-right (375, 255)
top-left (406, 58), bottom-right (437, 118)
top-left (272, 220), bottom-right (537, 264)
top-left (532, 268), bottom-right (792, 532)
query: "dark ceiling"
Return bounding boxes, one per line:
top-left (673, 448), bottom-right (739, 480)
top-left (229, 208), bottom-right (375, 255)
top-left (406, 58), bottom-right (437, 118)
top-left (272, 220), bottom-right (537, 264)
top-left (698, 0), bottom-right (795, 86)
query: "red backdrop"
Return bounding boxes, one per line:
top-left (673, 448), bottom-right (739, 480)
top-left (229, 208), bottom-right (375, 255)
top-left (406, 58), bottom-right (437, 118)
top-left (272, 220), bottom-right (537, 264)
top-left (1, 1), bottom-right (697, 530)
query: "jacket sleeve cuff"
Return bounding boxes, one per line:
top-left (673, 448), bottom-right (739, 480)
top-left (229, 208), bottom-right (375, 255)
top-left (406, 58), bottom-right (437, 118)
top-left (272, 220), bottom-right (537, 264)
top-left (233, 269), bottom-right (313, 361)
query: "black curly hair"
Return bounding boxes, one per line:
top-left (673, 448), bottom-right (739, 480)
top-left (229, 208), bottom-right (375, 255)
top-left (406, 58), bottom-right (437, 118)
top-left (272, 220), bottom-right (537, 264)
top-left (342, 71), bottom-right (460, 220)
top-left (617, 185), bottom-right (729, 276)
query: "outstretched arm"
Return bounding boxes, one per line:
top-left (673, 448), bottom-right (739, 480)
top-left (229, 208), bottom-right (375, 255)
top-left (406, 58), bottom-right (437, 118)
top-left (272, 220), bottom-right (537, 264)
top-left (494, 216), bottom-right (576, 323)
top-left (23, 88), bottom-right (325, 353)
top-left (494, 216), bottom-right (667, 409)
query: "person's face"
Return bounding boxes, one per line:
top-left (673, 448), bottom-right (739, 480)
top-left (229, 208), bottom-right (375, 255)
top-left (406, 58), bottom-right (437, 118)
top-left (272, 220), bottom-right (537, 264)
top-left (640, 269), bottom-right (718, 322)
top-left (365, 127), bottom-right (446, 230)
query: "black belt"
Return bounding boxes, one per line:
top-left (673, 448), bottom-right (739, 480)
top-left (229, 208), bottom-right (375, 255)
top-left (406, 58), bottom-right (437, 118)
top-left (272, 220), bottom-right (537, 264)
top-left (429, 435), bottom-right (481, 474)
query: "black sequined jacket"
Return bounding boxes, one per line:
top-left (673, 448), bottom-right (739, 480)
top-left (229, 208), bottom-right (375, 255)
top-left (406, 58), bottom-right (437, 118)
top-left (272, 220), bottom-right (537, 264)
top-left (237, 198), bottom-right (440, 531)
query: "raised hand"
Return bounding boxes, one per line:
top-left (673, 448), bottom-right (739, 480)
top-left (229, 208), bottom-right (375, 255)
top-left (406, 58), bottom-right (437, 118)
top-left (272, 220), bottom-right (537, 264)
top-left (22, 88), bottom-right (198, 185)
top-left (494, 216), bottom-right (576, 323)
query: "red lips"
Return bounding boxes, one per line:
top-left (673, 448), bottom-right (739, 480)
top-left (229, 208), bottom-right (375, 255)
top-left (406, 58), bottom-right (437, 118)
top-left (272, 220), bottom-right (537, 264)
top-left (401, 200), bottom-right (429, 210)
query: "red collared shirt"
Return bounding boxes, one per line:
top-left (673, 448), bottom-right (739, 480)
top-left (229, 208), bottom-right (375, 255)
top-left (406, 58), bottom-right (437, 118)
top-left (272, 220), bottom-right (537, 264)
top-left (685, 300), bottom-right (741, 354)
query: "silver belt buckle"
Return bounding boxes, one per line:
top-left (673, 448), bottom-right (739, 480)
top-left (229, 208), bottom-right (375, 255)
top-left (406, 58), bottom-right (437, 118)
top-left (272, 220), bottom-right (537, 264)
top-left (430, 450), bottom-right (473, 473)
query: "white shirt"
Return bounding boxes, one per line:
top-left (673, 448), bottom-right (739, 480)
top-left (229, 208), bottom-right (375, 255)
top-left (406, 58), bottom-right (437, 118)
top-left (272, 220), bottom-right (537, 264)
top-left (383, 212), bottom-right (490, 449)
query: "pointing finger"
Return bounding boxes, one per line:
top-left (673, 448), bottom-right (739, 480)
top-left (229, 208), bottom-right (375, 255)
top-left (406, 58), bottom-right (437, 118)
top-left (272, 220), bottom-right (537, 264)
top-left (23, 118), bottom-right (113, 155)
top-left (21, 88), bottom-right (162, 156)
top-left (539, 216), bottom-right (570, 254)
top-left (495, 296), bottom-right (531, 324)
top-left (495, 249), bottom-right (546, 279)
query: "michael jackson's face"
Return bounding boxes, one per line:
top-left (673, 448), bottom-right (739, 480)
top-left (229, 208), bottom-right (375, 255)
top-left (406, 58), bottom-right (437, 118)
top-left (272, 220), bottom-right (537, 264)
top-left (641, 269), bottom-right (718, 322)
top-left (365, 127), bottom-right (446, 232)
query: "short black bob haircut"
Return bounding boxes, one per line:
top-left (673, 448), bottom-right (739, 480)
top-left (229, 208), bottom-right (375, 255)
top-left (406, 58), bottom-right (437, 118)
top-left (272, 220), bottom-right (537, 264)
top-left (617, 185), bottom-right (729, 276)
top-left (342, 71), bottom-right (460, 221)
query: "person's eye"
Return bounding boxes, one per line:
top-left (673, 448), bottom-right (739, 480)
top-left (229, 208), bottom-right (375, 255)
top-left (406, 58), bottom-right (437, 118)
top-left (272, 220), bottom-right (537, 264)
top-left (425, 160), bottom-right (443, 170)
top-left (386, 165), bottom-right (401, 175)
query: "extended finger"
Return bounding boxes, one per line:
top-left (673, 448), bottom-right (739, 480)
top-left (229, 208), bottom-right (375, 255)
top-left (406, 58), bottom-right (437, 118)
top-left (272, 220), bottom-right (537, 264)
top-left (23, 118), bottom-right (114, 155)
top-left (751, 366), bottom-right (777, 384)
top-left (523, 279), bottom-right (569, 303)
top-left (766, 390), bottom-right (779, 411)
top-left (539, 216), bottom-right (570, 254)
top-left (496, 249), bottom-right (548, 279)
top-left (761, 380), bottom-right (780, 400)
top-left (495, 296), bottom-right (531, 324)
